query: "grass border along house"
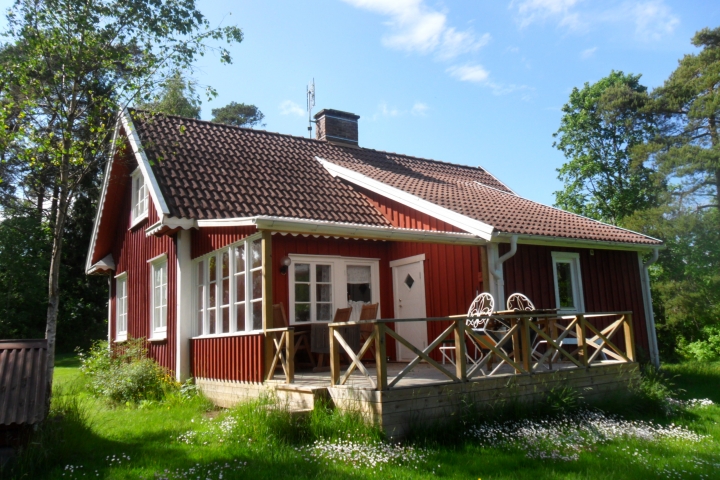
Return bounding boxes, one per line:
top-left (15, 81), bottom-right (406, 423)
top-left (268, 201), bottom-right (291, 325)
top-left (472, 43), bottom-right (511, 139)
top-left (85, 108), bottom-right (663, 434)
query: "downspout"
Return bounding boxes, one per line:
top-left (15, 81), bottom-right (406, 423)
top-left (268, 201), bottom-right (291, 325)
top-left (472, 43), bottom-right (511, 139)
top-left (489, 235), bottom-right (518, 309)
top-left (641, 248), bottom-right (660, 368)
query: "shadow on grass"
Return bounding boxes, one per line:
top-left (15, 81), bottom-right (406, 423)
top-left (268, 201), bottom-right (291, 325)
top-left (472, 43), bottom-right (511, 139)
top-left (663, 362), bottom-right (720, 403)
top-left (55, 352), bottom-right (81, 369)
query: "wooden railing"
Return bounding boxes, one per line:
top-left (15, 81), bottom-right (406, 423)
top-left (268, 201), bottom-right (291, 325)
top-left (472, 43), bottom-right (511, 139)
top-left (265, 327), bottom-right (294, 383)
top-left (328, 312), bottom-right (635, 391)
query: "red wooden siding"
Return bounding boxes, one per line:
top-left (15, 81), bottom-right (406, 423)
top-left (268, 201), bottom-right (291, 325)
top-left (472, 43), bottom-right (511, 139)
top-left (192, 226), bottom-right (257, 259)
top-left (191, 335), bottom-right (264, 383)
top-left (110, 180), bottom-right (177, 373)
top-left (502, 244), bottom-right (649, 355)
top-left (358, 187), bottom-right (465, 232)
top-left (91, 138), bottom-right (132, 266)
top-left (389, 242), bottom-right (484, 359)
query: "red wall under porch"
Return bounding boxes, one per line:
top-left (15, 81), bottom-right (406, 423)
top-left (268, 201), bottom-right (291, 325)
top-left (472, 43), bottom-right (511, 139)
top-left (191, 335), bottom-right (264, 383)
top-left (109, 184), bottom-right (177, 373)
top-left (501, 244), bottom-right (649, 356)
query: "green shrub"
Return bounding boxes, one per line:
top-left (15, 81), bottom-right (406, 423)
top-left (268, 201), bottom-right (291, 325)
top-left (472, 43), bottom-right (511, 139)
top-left (632, 364), bottom-right (677, 415)
top-left (544, 385), bottom-right (583, 413)
top-left (79, 337), bottom-right (177, 404)
top-left (678, 326), bottom-right (720, 362)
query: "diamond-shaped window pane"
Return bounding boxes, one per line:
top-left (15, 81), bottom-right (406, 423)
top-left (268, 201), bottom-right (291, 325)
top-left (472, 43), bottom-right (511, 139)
top-left (404, 274), bottom-right (415, 289)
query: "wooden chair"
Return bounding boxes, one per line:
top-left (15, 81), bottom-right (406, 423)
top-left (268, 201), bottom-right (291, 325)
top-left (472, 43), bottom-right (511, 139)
top-left (273, 303), bottom-right (314, 368)
top-left (358, 303), bottom-right (380, 360)
top-left (311, 307), bottom-right (354, 371)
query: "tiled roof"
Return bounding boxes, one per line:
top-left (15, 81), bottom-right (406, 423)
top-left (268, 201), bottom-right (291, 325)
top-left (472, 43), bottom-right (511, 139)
top-left (131, 112), bottom-right (661, 245)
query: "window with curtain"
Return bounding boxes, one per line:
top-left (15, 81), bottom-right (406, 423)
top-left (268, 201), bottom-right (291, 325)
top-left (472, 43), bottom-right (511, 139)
top-left (288, 255), bottom-right (378, 324)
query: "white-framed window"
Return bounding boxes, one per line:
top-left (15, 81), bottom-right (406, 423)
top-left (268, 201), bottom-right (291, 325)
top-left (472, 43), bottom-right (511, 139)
top-left (115, 272), bottom-right (128, 342)
top-left (149, 254), bottom-right (168, 339)
top-left (551, 252), bottom-right (585, 313)
top-left (194, 234), bottom-right (263, 337)
top-left (289, 254), bottom-right (379, 324)
top-left (131, 168), bottom-right (148, 226)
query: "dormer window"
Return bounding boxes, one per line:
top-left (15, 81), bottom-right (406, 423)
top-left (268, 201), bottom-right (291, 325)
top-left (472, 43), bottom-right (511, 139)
top-left (131, 168), bottom-right (148, 225)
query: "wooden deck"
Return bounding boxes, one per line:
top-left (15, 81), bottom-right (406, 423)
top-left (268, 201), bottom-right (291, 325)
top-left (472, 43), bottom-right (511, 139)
top-left (267, 359), bottom-right (626, 389)
top-left (197, 311), bottom-right (640, 437)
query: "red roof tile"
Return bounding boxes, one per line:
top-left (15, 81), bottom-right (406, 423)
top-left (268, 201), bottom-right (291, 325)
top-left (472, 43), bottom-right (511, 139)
top-left (131, 112), bottom-right (660, 246)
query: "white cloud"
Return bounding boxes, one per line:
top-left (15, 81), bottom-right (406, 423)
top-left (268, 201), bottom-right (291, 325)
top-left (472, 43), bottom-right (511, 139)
top-left (512, 0), bottom-right (583, 30)
top-left (511, 0), bottom-right (679, 41)
top-left (279, 100), bottom-right (304, 117)
top-left (411, 102), bottom-right (428, 116)
top-left (447, 64), bottom-right (532, 97)
top-left (447, 64), bottom-right (490, 83)
top-left (580, 46), bottom-right (597, 59)
top-left (342, 0), bottom-right (490, 59)
top-left (626, 1), bottom-right (679, 41)
top-left (379, 102), bottom-right (401, 117)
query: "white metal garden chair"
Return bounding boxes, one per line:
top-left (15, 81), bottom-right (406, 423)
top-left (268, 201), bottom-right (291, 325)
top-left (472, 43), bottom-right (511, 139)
top-left (506, 293), bottom-right (549, 368)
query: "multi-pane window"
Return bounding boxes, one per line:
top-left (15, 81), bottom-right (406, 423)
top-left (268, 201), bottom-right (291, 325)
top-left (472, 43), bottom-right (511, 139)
top-left (116, 273), bottom-right (128, 341)
top-left (131, 169), bottom-right (147, 223)
top-left (194, 235), bottom-right (263, 336)
top-left (289, 256), bottom-right (378, 324)
top-left (151, 257), bottom-right (168, 338)
top-left (293, 263), bottom-right (333, 323)
top-left (551, 252), bottom-right (584, 313)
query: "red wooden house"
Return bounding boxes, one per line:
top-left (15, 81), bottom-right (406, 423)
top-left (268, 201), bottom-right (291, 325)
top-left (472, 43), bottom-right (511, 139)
top-left (86, 108), bottom-right (662, 398)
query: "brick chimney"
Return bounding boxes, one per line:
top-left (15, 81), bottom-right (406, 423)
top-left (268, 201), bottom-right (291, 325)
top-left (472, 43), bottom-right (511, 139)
top-left (314, 109), bottom-right (359, 146)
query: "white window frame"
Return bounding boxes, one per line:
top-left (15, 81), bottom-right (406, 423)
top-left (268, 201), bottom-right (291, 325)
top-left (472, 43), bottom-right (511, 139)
top-left (115, 272), bottom-right (128, 342)
top-left (149, 254), bottom-right (168, 339)
top-left (192, 233), bottom-right (264, 338)
top-left (551, 251), bottom-right (585, 313)
top-left (288, 254), bottom-right (380, 325)
top-left (130, 168), bottom-right (148, 227)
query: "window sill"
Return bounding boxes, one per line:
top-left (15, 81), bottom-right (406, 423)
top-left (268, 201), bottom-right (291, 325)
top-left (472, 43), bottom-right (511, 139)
top-left (192, 331), bottom-right (263, 340)
top-left (129, 213), bottom-right (148, 230)
top-left (115, 334), bottom-right (128, 343)
top-left (148, 335), bottom-right (167, 343)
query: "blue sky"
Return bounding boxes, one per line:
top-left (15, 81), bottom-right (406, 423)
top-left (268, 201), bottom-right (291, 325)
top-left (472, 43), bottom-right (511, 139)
top-left (3, 1), bottom-right (719, 206)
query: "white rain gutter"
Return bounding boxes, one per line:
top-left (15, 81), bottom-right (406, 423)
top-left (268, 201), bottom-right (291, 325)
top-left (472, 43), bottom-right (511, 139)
top-left (488, 235), bottom-right (518, 309)
top-left (640, 247), bottom-right (660, 368)
top-left (195, 216), bottom-right (486, 245)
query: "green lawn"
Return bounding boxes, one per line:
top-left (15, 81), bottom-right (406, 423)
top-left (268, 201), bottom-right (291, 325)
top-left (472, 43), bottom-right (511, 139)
top-left (5, 361), bottom-right (720, 479)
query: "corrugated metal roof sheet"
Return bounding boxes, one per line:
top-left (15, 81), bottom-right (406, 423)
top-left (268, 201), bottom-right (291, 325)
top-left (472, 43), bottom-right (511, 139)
top-left (0, 339), bottom-right (49, 426)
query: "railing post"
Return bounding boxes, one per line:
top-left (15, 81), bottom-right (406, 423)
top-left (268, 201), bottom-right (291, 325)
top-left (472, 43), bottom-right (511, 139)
top-left (576, 315), bottom-right (588, 367)
top-left (623, 314), bottom-right (636, 362)
top-left (286, 330), bottom-right (295, 383)
top-left (374, 323), bottom-right (388, 391)
top-left (329, 325), bottom-right (340, 386)
top-left (454, 318), bottom-right (467, 381)
top-left (520, 317), bottom-right (532, 373)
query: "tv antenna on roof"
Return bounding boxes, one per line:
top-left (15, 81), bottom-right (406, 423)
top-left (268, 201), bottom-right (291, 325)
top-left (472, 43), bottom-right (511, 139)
top-left (307, 79), bottom-right (315, 138)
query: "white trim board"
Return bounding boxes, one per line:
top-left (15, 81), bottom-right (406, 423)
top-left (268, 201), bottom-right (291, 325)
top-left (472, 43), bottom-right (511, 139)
top-left (316, 157), bottom-right (495, 240)
top-left (389, 254), bottom-right (426, 268)
top-left (196, 216), bottom-right (486, 245)
top-left (86, 116), bottom-right (122, 274)
top-left (120, 109), bottom-right (170, 217)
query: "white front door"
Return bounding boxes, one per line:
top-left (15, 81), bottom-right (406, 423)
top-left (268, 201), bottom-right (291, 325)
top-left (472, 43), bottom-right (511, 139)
top-left (392, 259), bottom-right (428, 361)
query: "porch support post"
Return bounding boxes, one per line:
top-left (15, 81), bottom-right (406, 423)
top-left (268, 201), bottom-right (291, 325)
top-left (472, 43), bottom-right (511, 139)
top-left (262, 230), bottom-right (275, 380)
top-left (454, 318), bottom-right (467, 381)
top-left (374, 323), bottom-right (388, 391)
top-left (175, 229), bottom-right (192, 382)
top-left (624, 314), bottom-right (636, 362)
